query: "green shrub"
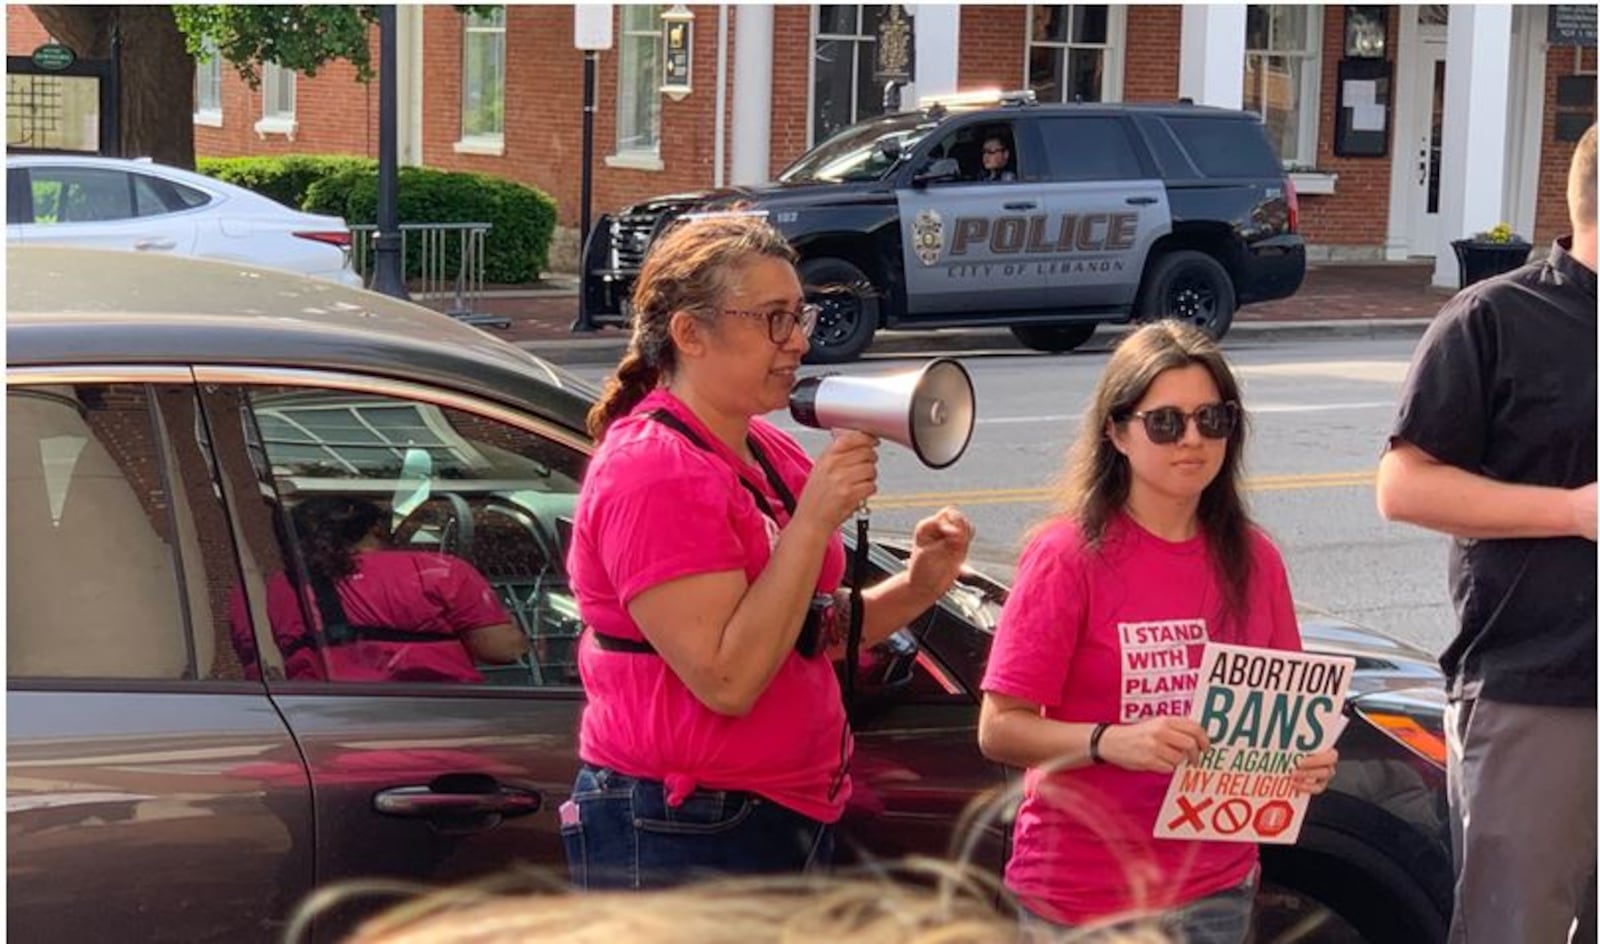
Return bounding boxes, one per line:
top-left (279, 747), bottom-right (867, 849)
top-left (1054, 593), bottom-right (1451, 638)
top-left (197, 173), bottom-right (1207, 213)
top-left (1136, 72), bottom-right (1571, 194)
top-left (198, 154), bottom-right (375, 210)
top-left (303, 165), bottom-right (556, 283)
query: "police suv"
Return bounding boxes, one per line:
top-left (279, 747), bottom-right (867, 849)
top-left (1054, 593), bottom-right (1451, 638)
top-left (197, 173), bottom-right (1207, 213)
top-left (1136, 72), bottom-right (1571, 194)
top-left (581, 92), bottom-right (1306, 363)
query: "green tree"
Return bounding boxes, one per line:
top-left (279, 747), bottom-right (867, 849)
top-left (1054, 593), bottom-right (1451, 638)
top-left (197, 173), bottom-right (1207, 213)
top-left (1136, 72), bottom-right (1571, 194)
top-left (28, 5), bottom-right (380, 169)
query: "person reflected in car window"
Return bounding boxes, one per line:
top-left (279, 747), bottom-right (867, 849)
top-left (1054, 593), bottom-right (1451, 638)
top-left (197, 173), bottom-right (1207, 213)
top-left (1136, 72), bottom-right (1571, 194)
top-left (229, 495), bottom-right (527, 683)
top-left (566, 212), bottom-right (974, 889)
top-left (979, 136), bottom-right (1016, 182)
top-left (976, 323), bottom-right (1338, 943)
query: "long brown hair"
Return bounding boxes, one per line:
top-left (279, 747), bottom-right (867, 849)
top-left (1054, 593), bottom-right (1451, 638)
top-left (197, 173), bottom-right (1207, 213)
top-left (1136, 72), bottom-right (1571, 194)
top-left (587, 213), bottom-right (798, 440)
top-left (1053, 322), bottom-right (1255, 623)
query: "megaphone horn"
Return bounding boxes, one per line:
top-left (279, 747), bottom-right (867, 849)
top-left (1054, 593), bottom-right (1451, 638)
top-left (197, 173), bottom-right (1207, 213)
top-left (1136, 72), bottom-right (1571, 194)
top-left (789, 357), bottom-right (976, 469)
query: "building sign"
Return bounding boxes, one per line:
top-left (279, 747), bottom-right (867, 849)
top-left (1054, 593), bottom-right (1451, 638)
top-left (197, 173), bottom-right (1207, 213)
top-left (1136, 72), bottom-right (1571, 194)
top-left (1549, 5), bottom-right (1597, 47)
top-left (30, 43), bottom-right (76, 72)
top-left (874, 5), bottom-right (914, 82)
top-left (661, 5), bottom-right (693, 100)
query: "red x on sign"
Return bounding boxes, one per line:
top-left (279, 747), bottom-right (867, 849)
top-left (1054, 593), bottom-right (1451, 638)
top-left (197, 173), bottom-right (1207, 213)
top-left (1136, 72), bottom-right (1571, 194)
top-left (1166, 795), bottom-right (1213, 832)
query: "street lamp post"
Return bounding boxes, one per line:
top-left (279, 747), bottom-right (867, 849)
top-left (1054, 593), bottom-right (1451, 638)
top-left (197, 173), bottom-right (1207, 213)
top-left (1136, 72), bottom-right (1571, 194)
top-left (370, 5), bottom-right (408, 300)
top-left (570, 5), bottom-right (613, 332)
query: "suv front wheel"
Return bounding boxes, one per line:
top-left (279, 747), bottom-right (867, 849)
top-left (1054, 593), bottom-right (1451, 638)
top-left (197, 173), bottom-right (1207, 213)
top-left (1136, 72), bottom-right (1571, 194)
top-left (802, 257), bottom-right (879, 364)
top-left (1137, 250), bottom-right (1237, 340)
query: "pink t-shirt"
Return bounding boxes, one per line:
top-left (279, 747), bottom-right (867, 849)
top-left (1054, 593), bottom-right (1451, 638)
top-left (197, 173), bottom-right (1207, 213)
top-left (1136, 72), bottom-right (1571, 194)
top-left (567, 389), bottom-right (850, 823)
top-left (982, 513), bottom-right (1300, 924)
top-left (229, 550), bottom-right (510, 683)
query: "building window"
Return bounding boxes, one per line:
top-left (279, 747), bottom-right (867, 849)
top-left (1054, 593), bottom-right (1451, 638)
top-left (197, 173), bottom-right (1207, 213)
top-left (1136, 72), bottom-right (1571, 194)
top-left (1027, 6), bottom-right (1121, 103)
top-left (460, 7), bottom-right (505, 144)
top-left (616, 4), bottom-right (662, 155)
top-left (1244, 5), bottom-right (1322, 167)
top-left (255, 62), bottom-right (296, 136)
top-left (812, 5), bottom-right (892, 145)
top-left (194, 41), bottom-right (222, 126)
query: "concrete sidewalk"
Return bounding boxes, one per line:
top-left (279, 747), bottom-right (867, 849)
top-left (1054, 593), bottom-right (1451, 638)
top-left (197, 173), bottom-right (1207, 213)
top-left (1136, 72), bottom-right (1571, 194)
top-left (453, 260), bottom-right (1449, 365)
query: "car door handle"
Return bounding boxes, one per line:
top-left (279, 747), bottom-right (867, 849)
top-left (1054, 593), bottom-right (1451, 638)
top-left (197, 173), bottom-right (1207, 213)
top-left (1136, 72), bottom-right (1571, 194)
top-left (1125, 197), bottom-right (1158, 206)
top-left (1002, 201), bottom-right (1038, 211)
top-left (133, 238), bottom-right (176, 251)
top-left (373, 784), bottom-right (543, 819)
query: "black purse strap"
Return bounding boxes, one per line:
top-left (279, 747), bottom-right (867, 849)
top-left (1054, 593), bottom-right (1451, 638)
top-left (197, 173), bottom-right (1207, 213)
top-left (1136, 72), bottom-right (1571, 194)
top-left (308, 568), bottom-right (457, 648)
top-left (649, 409), bottom-right (796, 520)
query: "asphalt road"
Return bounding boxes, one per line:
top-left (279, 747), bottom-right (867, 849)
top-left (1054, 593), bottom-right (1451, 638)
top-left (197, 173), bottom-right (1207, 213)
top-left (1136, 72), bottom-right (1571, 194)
top-left (565, 333), bottom-right (1458, 658)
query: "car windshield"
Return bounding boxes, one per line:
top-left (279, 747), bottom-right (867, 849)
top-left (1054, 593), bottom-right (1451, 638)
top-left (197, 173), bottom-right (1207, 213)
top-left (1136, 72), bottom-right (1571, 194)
top-left (778, 114), bottom-right (940, 183)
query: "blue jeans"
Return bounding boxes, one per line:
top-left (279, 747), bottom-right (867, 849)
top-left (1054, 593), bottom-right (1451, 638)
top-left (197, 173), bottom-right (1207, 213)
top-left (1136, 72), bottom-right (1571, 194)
top-left (1018, 867), bottom-right (1256, 944)
top-left (560, 764), bottom-right (835, 890)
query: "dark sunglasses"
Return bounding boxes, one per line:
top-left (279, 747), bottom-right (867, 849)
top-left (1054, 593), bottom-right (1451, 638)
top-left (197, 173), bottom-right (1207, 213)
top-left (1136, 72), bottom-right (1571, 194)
top-left (722, 303), bottom-right (821, 345)
top-left (1126, 401), bottom-right (1240, 444)
top-left (983, 146), bottom-right (1007, 155)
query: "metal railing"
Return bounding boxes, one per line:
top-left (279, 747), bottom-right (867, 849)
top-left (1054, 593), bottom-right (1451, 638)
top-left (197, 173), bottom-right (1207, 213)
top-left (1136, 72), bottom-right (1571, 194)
top-left (349, 222), bottom-right (509, 329)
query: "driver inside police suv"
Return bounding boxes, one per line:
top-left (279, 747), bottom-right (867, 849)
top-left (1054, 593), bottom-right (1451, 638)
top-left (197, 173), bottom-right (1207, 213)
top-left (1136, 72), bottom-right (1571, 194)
top-left (978, 135), bottom-right (1016, 182)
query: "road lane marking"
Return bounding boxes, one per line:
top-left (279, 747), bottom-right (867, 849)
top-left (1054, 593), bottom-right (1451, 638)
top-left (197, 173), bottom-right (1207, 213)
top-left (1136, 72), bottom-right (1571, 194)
top-left (871, 470), bottom-right (1375, 510)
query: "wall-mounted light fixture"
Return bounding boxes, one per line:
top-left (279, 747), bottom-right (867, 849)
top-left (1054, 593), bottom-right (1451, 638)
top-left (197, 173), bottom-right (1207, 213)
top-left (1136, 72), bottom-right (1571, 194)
top-left (1344, 6), bottom-right (1387, 59)
top-left (661, 5), bottom-right (694, 101)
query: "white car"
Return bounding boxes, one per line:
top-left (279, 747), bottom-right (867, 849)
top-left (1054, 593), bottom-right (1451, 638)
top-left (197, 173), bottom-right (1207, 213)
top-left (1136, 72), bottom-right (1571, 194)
top-left (6, 155), bottom-right (363, 287)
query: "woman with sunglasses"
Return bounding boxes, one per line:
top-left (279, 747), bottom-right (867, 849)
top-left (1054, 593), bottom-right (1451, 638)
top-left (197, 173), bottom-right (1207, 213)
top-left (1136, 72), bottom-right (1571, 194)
top-left (976, 322), bottom-right (1337, 943)
top-left (565, 213), bottom-right (973, 890)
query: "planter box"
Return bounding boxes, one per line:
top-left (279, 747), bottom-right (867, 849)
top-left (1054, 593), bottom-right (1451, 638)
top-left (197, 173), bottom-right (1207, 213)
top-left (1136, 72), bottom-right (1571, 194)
top-left (1450, 239), bottom-right (1532, 287)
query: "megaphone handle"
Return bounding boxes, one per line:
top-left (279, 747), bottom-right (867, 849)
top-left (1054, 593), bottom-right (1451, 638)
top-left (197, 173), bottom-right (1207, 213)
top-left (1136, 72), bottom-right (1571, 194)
top-left (844, 514), bottom-right (869, 708)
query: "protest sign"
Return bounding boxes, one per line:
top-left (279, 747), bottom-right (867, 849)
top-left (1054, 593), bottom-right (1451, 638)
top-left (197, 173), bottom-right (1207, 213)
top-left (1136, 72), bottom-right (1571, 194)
top-left (1153, 643), bottom-right (1353, 845)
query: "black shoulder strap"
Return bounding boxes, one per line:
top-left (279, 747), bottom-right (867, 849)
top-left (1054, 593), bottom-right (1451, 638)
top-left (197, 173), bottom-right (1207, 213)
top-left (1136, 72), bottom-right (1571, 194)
top-left (308, 570), bottom-right (457, 647)
top-left (649, 409), bottom-right (796, 519)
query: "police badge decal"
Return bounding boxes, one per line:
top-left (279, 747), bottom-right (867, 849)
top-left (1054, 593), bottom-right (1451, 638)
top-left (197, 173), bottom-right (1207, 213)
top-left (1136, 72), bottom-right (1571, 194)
top-left (913, 209), bottom-right (944, 267)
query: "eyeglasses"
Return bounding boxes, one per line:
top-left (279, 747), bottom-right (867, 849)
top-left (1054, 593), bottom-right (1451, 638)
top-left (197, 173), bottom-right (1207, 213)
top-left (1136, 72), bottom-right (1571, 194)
top-left (1125, 402), bottom-right (1240, 444)
top-left (982, 147), bottom-right (1007, 155)
top-left (723, 303), bottom-right (821, 344)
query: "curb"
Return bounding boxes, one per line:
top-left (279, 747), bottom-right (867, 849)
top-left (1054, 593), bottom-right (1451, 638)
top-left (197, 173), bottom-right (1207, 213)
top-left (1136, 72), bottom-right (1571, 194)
top-left (515, 318), bottom-right (1432, 367)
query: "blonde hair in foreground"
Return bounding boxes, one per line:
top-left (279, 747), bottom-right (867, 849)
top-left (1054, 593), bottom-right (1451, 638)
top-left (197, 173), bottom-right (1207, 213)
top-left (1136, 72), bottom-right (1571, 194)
top-left (324, 858), bottom-right (1165, 944)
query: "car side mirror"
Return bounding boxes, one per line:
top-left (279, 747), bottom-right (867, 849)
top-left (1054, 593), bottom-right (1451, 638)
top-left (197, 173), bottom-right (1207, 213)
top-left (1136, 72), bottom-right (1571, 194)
top-left (912, 157), bottom-right (961, 188)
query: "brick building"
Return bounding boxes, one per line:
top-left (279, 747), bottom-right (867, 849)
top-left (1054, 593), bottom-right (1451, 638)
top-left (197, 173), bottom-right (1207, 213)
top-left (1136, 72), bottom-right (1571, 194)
top-left (9, 4), bottom-right (1596, 285)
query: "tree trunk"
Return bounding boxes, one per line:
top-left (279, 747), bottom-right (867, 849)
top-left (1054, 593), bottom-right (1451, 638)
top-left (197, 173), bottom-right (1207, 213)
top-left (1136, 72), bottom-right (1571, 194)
top-left (30, 5), bottom-right (195, 168)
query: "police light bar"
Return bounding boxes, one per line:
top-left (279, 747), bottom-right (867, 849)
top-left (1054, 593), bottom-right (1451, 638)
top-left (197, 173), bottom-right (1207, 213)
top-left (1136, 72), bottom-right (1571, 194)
top-left (918, 88), bottom-right (1037, 110)
top-left (678, 208), bottom-right (770, 222)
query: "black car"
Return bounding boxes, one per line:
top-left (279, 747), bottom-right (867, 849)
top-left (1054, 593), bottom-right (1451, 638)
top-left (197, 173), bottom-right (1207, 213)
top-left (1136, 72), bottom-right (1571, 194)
top-left (582, 92), bottom-right (1307, 363)
top-left (10, 248), bottom-right (1440, 944)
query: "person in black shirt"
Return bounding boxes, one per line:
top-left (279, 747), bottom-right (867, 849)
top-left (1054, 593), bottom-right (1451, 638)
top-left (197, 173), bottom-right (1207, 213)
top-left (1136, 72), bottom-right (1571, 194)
top-left (1376, 125), bottom-right (1597, 944)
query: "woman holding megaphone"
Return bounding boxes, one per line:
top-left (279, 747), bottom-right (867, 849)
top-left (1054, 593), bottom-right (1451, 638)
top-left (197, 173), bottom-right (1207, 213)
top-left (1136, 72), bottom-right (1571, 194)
top-left (564, 213), bottom-right (973, 890)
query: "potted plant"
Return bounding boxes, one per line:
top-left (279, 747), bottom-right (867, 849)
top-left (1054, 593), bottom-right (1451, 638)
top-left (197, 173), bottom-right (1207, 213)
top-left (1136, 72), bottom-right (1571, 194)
top-left (1451, 223), bottom-right (1533, 287)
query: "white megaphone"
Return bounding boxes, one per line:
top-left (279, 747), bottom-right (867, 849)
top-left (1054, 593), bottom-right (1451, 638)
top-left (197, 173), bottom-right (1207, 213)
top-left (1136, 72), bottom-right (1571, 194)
top-left (789, 357), bottom-right (976, 469)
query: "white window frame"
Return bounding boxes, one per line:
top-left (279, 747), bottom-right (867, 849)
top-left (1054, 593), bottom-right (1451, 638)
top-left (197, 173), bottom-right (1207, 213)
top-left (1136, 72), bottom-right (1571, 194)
top-left (254, 62), bottom-right (297, 138)
top-left (455, 7), bottom-right (506, 156)
top-left (608, 4), bottom-right (663, 169)
top-left (1023, 5), bottom-right (1126, 103)
top-left (1244, 5), bottom-right (1323, 169)
top-left (194, 41), bottom-right (223, 127)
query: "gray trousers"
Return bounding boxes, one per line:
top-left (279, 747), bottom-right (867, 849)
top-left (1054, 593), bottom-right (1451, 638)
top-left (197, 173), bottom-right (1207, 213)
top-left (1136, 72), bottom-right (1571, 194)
top-left (1446, 697), bottom-right (1597, 944)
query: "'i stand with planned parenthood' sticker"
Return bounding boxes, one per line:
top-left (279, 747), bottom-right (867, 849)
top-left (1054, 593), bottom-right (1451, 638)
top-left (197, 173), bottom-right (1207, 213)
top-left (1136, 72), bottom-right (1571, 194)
top-left (1154, 643), bottom-right (1353, 845)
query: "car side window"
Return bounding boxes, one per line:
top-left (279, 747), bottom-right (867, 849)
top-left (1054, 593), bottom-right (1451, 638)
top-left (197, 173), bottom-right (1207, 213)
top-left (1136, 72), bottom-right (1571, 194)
top-left (27, 167), bottom-right (136, 223)
top-left (230, 384), bottom-right (588, 689)
top-left (1038, 116), bottom-right (1143, 182)
top-left (7, 168), bottom-right (32, 224)
top-left (131, 173), bottom-right (211, 216)
top-left (7, 382), bottom-right (247, 681)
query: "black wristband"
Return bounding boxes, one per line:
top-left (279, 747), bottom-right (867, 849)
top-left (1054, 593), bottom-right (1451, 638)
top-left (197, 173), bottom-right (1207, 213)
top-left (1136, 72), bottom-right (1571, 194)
top-left (1088, 722), bottom-right (1111, 765)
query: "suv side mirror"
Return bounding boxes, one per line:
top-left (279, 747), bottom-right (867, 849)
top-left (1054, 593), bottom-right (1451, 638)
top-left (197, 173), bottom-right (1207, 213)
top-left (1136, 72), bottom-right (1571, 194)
top-left (912, 157), bottom-right (961, 188)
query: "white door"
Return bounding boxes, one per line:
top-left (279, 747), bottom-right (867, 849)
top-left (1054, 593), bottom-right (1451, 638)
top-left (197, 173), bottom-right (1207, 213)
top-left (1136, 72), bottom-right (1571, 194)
top-left (1404, 35), bottom-right (1449, 256)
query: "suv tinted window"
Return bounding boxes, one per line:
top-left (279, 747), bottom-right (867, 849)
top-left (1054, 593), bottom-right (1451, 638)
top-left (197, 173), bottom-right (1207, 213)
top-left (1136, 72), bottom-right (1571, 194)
top-left (8, 383), bottom-right (245, 680)
top-left (1163, 116), bottom-right (1283, 178)
top-left (1038, 116), bottom-right (1144, 181)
